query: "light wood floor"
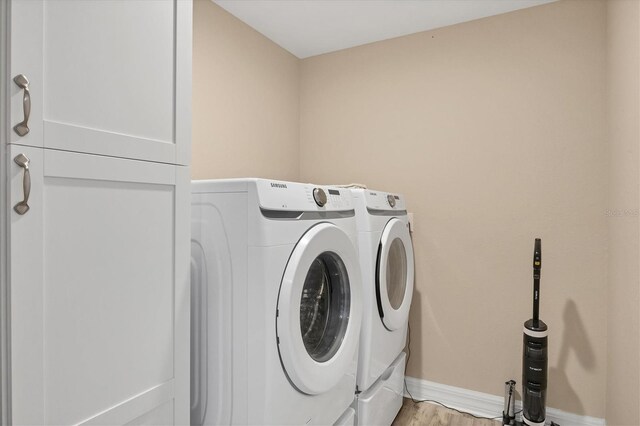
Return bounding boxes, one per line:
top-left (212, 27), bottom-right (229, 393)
top-left (392, 398), bottom-right (501, 426)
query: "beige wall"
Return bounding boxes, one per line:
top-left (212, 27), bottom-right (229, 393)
top-left (299, 0), bottom-right (608, 417)
top-left (605, 1), bottom-right (640, 425)
top-left (192, 0), bottom-right (299, 180)
top-left (193, 0), bottom-right (638, 420)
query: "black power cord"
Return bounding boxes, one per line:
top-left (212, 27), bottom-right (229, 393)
top-left (403, 322), bottom-right (521, 422)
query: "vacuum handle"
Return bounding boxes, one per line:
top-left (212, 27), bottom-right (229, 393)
top-left (533, 238), bottom-right (542, 274)
top-left (533, 238), bottom-right (541, 324)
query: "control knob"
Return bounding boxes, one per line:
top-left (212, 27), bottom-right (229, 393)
top-left (387, 195), bottom-right (396, 208)
top-left (313, 188), bottom-right (327, 207)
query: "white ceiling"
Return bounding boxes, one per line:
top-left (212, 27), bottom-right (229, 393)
top-left (213, 0), bottom-right (556, 58)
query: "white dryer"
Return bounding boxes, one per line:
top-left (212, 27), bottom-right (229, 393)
top-left (351, 189), bottom-right (414, 426)
top-left (191, 179), bottom-right (362, 426)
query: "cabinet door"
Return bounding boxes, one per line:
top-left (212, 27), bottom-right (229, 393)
top-left (8, 0), bottom-right (192, 165)
top-left (8, 145), bottom-right (189, 425)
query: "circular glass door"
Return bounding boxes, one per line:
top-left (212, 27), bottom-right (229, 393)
top-left (376, 218), bottom-right (414, 331)
top-left (386, 238), bottom-right (408, 310)
top-left (300, 252), bottom-right (350, 363)
top-left (277, 223), bottom-right (362, 395)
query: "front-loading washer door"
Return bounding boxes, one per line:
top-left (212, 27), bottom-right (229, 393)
top-left (376, 218), bottom-right (415, 331)
top-left (276, 223), bottom-right (362, 395)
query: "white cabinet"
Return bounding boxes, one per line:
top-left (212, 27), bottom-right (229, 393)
top-left (3, 0), bottom-right (192, 424)
top-left (8, 146), bottom-right (190, 425)
top-left (9, 0), bottom-right (192, 164)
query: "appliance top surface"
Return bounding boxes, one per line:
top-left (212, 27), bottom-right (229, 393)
top-left (192, 178), bottom-right (354, 213)
top-left (191, 177), bottom-right (256, 193)
top-left (350, 188), bottom-right (407, 213)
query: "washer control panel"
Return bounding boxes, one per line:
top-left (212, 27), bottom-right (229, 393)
top-left (256, 180), bottom-right (353, 212)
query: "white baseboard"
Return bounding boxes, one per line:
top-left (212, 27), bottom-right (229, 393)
top-left (404, 376), bottom-right (605, 426)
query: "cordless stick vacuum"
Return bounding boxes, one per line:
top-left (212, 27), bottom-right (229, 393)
top-left (522, 238), bottom-right (548, 426)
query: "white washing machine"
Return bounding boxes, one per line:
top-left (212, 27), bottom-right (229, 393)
top-left (350, 189), bottom-right (414, 426)
top-left (191, 179), bottom-right (363, 426)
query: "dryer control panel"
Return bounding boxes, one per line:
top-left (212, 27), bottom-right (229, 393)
top-left (362, 190), bottom-right (407, 212)
top-left (256, 180), bottom-right (354, 212)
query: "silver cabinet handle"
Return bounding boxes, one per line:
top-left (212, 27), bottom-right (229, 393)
top-left (13, 74), bottom-right (30, 137)
top-left (13, 154), bottom-right (30, 215)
